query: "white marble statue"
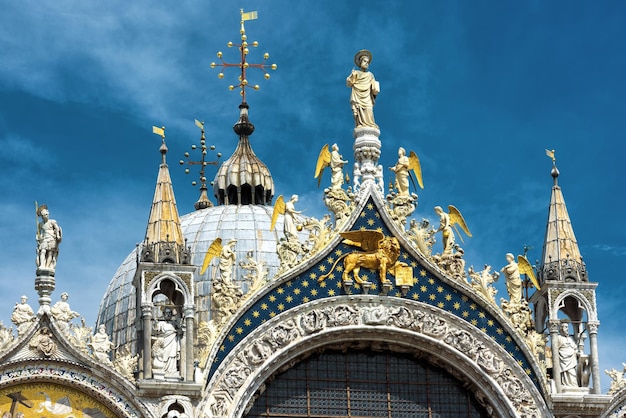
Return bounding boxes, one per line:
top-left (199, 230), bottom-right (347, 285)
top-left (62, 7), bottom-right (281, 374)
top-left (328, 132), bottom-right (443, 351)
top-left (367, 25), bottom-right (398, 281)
top-left (390, 147), bottom-right (410, 195)
top-left (556, 321), bottom-right (579, 387)
top-left (11, 295), bottom-right (35, 335)
top-left (36, 204), bottom-right (62, 271)
top-left (90, 324), bottom-right (114, 365)
top-left (501, 253), bottom-right (522, 304)
top-left (153, 307), bottom-right (180, 375)
top-left (50, 292), bottom-right (79, 332)
top-left (346, 49), bottom-right (380, 129)
top-left (283, 194), bottom-right (301, 240)
top-left (218, 239), bottom-right (237, 285)
top-left (329, 144), bottom-right (348, 190)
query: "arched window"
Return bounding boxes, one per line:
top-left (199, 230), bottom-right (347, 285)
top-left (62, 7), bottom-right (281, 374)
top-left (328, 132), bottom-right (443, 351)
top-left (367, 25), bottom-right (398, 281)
top-left (245, 349), bottom-right (490, 417)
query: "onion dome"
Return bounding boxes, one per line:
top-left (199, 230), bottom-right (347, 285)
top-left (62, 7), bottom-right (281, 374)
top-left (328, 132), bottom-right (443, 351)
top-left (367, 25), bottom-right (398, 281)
top-left (213, 103), bottom-right (274, 205)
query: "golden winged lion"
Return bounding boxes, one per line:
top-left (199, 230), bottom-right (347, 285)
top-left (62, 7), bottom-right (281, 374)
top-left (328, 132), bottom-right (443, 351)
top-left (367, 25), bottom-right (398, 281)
top-left (318, 230), bottom-right (402, 285)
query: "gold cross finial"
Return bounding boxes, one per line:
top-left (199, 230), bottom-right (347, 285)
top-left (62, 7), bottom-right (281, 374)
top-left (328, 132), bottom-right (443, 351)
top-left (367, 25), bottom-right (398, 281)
top-left (180, 119), bottom-right (222, 192)
top-left (210, 10), bottom-right (277, 103)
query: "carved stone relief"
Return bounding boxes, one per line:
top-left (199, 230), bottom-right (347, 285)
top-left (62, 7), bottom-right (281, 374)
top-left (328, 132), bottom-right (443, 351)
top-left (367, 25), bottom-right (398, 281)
top-left (202, 299), bottom-right (547, 418)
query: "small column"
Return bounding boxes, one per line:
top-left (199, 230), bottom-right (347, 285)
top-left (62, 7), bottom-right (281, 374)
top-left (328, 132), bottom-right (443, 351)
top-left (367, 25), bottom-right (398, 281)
top-left (141, 303), bottom-right (153, 379)
top-left (549, 320), bottom-right (561, 393)
top-left (353, 127), bottom-right (381, 192)
top-left (35, 269), bottom-right (56, 309)
top-left (587, 321), bottom-right (601, 394)
top-left (184, 304), bottom-right (196, 382)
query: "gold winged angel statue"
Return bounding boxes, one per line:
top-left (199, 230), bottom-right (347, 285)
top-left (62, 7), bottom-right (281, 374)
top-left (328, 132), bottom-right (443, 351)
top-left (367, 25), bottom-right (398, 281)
top-left (434, 205), bottom-right (472, 255)
top-left (314, 143), bottom-right (348, 190)
top-left (389, 147), bottom-right (423, 196)
top-left (501, 253), bottom-right (541, 304)
top-left (200, 237), bottom-right (238, 284)
top-left (270, 194), bottom-right (302, 241)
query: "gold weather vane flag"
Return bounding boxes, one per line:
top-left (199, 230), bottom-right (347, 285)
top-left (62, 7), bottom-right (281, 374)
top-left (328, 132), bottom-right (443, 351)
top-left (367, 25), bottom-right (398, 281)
top-left (210, 9), bottom-right (277, 103)
top-left (152, 126), bottom-right (165, 139)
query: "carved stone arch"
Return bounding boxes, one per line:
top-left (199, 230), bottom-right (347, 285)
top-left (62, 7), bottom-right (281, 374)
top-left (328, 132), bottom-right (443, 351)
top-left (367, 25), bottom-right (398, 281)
top-left (158, 395), bottom-right (194, 418)
top-left (551, 289), bottom-right (597, 323)
top-left (602, 389), bottom-right (626, 417)
top-left (146, 272), bottom-right (192, 308)
top-left (201, 298), bottom-right (549, 418)
top-left (0, 362), bottom-right (150, 417)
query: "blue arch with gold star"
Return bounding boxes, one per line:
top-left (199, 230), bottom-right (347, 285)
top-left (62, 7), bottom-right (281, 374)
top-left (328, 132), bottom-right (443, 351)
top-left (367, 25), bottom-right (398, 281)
top-left (207, 195), bottom-right (542, 391)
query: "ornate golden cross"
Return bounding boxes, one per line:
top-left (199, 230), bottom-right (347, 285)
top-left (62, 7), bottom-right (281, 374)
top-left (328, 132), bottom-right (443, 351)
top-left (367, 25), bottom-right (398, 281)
top-left (210, 9), bottom-right (277, 103)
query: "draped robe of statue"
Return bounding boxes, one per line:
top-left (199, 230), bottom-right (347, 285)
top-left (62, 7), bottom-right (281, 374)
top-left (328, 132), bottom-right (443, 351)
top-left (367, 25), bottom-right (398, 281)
top-left (346, 69), bottom-right (379, 129)
top-left (154, 318), bottom-right (180, 374)
top-left (557, 327), bottom-right (578, 387)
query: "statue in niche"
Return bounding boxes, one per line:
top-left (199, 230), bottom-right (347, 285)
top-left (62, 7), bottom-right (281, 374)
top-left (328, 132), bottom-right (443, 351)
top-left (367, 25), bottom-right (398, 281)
top-left (152, 306), bottom-right (181, 375)
top-left (11, 295), bottom-right (35, 335)
top-left (50, 292), bottom-right (79, 333)
top-left (89, 324), bottom-right (115, 365)
top-left (36, 203), bottom-right (62, 271)
top-left (30, 326), bottom-right (57, 357)
top-left (556, 321), bottom-right (579, 387)
top-left (346, 49), bottom-right (380, 129)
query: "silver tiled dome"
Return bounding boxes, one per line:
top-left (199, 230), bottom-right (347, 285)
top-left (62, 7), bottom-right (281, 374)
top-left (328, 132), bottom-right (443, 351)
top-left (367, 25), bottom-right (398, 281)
top-left (96, 204), bottom-right (283, 353)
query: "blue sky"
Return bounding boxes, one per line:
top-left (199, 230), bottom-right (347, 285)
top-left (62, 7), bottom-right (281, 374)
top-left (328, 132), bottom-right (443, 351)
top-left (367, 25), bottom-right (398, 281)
top-left (1, 1), bottom-right (625, 390)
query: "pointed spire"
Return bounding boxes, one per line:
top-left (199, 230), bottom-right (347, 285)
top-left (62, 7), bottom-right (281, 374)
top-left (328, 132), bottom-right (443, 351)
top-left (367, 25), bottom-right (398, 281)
top-left (142, 129), bottom-right (190, 264)
top-left (538, 154), bottom-right (587, 283)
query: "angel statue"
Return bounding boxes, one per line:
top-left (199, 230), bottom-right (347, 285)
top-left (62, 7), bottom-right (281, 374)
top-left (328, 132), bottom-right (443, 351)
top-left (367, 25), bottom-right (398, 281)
top-left (501, 253), bottom-right (540, 304)
top-left (389, 147), bottom-right (423, 196)
top-left (201, 237), bottom-right (243, 324)
top-left (200, 238), bottom-right (238, 285)
top-left (315, 143), bottom-right (348, 190)
top-left (434, 205), bottom-right (472, 255)
top-left (271, 195), bottom-right (302, 241)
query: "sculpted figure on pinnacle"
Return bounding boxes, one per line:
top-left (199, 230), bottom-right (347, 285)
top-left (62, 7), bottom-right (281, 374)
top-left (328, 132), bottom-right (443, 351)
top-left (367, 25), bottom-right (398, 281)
top-left (347, 50), bottom-right (380, 129)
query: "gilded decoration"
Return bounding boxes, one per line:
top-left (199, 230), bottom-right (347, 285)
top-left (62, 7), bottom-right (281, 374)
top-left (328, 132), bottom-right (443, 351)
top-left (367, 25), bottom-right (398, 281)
top-left (0, 364), bottom-right (142, 417)
top-left (318, 230), bottom-right (404, 288)
top-left (206, 196), bottom-right (540, 392)
top-left (0, 383), bottom-right (117, 418)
